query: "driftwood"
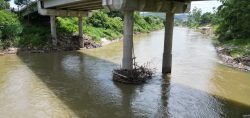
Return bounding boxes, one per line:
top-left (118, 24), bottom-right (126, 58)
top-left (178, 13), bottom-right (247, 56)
top-left (112, 63), bottom-right (155, 84)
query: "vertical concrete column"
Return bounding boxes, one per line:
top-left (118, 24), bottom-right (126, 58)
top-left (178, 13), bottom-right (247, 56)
top-left (122, 11), bottom-right (134, 70)
top-left (50, 15), bottom-right (57, 46)
top-left (78, 17), bottom-right (84, 48)
top-left (162, 12), bottom-right (174, 74)
top-left (78, 17), bottom-right (83, 38)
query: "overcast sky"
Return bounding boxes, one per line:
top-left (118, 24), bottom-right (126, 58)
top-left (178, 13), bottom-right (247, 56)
top-left (191, 1), bottom-right (222, 13)
top-left (10, 0), bottom-right (222, 13)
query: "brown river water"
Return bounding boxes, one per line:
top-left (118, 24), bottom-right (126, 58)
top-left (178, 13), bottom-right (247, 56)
top-left (0, 27), bottom-right (250, 118)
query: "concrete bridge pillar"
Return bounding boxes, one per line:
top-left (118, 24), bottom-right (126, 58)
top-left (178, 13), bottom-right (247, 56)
top-left (50, 15), bottom-right (57, 46)
top-left (78, 17), bottom-right (84, 48)
top-left (162, 12), bottom-right (174, 74)
top-left (122, 11), bottom-right (134, 70)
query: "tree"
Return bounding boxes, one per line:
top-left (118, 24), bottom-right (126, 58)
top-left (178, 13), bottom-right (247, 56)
top-left (187, 7), bottom-right (202, 28)
top-left (216, 0), bottom-right (250, 41)
top-left (200, 12), bottom-right (215, 25)
top-left (0, 10), bottom-right (22, 48)
top-left (0, 0), bottom-right (10, 10)
top-left (14, 0), bottom-right (23, 17)
top-left (14, 0), bottom-right (31, 22)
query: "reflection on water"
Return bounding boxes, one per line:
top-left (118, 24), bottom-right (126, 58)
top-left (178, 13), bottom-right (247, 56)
top-left (0, 27), bottom-right (250, 118)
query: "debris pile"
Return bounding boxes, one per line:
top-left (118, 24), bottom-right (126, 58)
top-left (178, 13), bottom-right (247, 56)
top-left (113, 63), bottom-right (155, 84)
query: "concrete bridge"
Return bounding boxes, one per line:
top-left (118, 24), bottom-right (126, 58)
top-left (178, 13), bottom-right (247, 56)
top-left (37, 0), bottom-right (203, 74)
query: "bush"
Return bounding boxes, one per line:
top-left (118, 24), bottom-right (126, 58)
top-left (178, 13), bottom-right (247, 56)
top-left (0, 0), bottom-right (10, 10)
top-left (216, 0), bottom-right (250, 41)
top-left (134, 13), bottom-right (150, 32)
top-left (57, 17), bottom-right (78, 34)
top-left (0, 10), bottom-right (22, 48)
top-left (56, 10), bottom-right (163, 41)
top-left (18, 24), bottom-right (49, 47)
top-left (87, 11), bottom-right (123, 32)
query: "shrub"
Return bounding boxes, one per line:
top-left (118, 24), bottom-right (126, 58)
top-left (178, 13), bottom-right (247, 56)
top-left (57, 17), bottom-right (78, 34)
top-left (0, 10), bottom-right (22, 48)
top-left (216, 0), bottom-right (250, 41)
top-left (87, 11), bottom-right (123, 32)
top-left (18, 24), bottom-right (49, 47)
top-left (56, 10), bottom-right (163, 41)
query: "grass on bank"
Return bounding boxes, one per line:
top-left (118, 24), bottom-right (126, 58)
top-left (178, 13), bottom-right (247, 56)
top-left (220, 39), bottom-right (250, 58)
top-left (0, 9), bottom-right (164, 50)
top-left (57, 11), bottom-right (164, 42)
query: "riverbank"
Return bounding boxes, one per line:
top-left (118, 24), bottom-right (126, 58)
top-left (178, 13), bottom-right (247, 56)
top-left (0, 10), bottom-right (164, 56)
top-left (0, 30), bottom-right (156, 56)
top-left (0, 35), bottom-right (115, 55)
top-left (1, 27), bottom-right (250, 118)
top-left (197, 26), bottom-right (250, 72)
top-left (215, 39), bottom-right (250, 72)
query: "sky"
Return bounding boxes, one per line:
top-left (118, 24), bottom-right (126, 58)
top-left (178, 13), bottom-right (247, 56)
top-left (191, 1), bottom-right (222, 13)
top-left (9, 0), bottom-right (222, 13)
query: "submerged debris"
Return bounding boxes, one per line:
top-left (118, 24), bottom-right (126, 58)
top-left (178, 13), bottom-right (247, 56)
top-left (113, 63), bottom-right (155, 84)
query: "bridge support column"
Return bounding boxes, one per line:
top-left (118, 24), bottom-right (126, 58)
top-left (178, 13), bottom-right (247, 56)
top-left (78, 17), bottom-right (84, 48)
top-left (122, 11), bottom-right (134, 70)
top-left (50, 15), bottom-right (57, 46)
top-left (162, 12), bottom-right (174, 74)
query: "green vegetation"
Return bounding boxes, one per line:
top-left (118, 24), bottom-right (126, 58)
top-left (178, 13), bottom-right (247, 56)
top-left (1, 0), bottom-right (247, 59)
top-left (216, 0), bottom-right (250, 41)
top-left (0, 0), bottom-right (10, 10)
top-left (0, 1), bottom-right (163, 50)
top-left (174, 8), bottom-right (217, 28)
top-left (222, 39), bottom-right (250, 58)
top-left (215, 0), bottom-right (250, 57)
top-left (18, 24), bottom-right (50, 47)
top-left (185, 7), bottom-right (217, 28)
top-left (0, 10), bottom-right (22, 49)
top-left (178, 0), bottom-right (250, 57)
top-left (57, 10), bottom-right (163, 41)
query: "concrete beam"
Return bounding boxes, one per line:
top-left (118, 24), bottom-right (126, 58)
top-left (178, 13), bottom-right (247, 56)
top-left (42, 0), bottom-right (82, 8)
top-left (57, 1), bottom-right (101, 9)
top-left (65, 4), bottom-right (102, 10)
top-left (38, 1), bottom-right (88, 17)
top-left (68, 6), bottom-right (103, 11)
top-left (162, 12), bottom-right (174, 74)
top-left (122, 11), bottom-right (134, 70)
top-left (103, 0), bottom-right (190, 13)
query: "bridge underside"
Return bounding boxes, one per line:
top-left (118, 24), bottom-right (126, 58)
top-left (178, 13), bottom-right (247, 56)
top-left (43, 0), bottom-right (102, 11)
top-left (38, 0), bottom-right (204, 74)
top-left (40, 0), bottom-right (198, 13)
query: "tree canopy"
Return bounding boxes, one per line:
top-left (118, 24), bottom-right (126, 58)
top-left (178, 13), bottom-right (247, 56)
top-left (216, 0), bottom-right (250, 41)
top-left (0, 0), bottom-right (10, 10)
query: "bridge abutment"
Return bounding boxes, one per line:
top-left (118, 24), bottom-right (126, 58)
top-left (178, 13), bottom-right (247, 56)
top-left (122, 11), bottom-right (134, 70)
top-left (50, 15), bottom-right (57, 46)
top-left (162, 13), bottom-right (174, 74)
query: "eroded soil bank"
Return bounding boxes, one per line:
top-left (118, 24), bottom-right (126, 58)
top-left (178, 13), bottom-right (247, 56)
top-left (216, 46), bottom-right (250, 72)
top-left (198, 26), bottom-right (250, 72)
top-left (0, 34), bottom-right (120, 55)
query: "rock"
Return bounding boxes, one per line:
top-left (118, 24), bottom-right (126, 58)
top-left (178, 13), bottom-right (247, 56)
top-left (17, 33), bottom-right (104, 54)
top-left (217, 46), bottom-right (250, 72)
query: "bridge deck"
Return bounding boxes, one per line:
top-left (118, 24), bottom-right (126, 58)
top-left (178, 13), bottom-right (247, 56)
top-left (44, 0), bottom-right (102, 11)
top-left (42, 0), bottom-right (205, 11)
